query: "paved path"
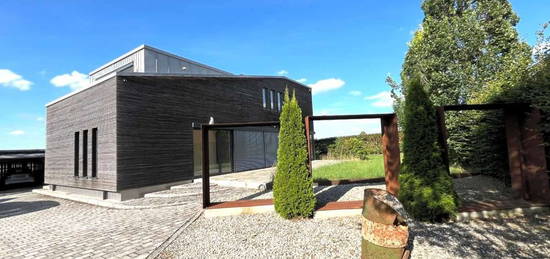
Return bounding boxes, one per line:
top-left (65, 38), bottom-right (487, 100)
top-left (0, 188), bottom-right (200, 259)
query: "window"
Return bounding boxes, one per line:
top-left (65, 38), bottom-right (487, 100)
top-left (262, 88), bottom-right (267, 108)
top-left (82, 130), bottom-right (88, 177)
top-left (270, 90), bottom-right (274, 110)
top-left (277, 92), bottom-right (282, 111)
top-left (91, 128), bottom-right (97, 178)
top-left (74, 132), bottom-right (79, 177)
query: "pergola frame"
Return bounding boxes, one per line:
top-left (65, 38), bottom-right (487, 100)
top-left (304, 113), bottom-right (401, 196)
top-left (436, 103), bottom-right (550, 201)
top-left (201, 121), bottom-right (280, 208)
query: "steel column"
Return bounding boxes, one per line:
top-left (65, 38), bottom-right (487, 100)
top-left (381, 114), bottom-right (401, 196)
top-left (520, 108), bottom-right (550, 201)
top-left (436, 107), bottom-right (451, 175)
top-left (201, 126), bottom-right (210, 208)
top-left (304, 116), bottom-right (313, 175)
top-left (504, 108), bottom-right (527, 199)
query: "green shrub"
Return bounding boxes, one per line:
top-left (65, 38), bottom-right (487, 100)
top-left (319, 132), bottom-right (384, 160)
top-left (399, 77), bottom-right (458, 222)
top-left (273, 90), bottom-right (316, 219)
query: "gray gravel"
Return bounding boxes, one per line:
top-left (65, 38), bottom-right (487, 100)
top-left (159, 212), bottom-right (550, 259)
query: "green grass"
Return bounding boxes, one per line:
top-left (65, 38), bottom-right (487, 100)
top-left (312, 154), bottom-right (385, 181)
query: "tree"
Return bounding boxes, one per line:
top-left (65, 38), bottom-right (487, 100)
top-left (389, 0), bottom-right (531, 177)
top-left (399, 77), bottom-right (458, 222)
top-left (273, 90), bottom-right (316, 219)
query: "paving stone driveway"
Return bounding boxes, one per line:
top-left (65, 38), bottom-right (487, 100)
top-left (0, 188), bottom-right (200, 259)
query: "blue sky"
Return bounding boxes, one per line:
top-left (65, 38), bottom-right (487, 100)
top-left (0, 0), bottom-right (548, 148)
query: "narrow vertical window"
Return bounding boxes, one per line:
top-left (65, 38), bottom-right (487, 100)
top-left (277, 92), bottom-right (282, 111)
top-left (74, 132), bottom-right (79, 177)
top-left (270, 90), bottom-right (274, 110)
top-left (262, 88), bottom-right (267, 108)
top-left (82, 130), bottom-right (88, 177)
top-left (91, 128), bottom-right (97, 178)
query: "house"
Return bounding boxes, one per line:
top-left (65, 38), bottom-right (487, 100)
top-left (45, 45), bottom-right (312, 201)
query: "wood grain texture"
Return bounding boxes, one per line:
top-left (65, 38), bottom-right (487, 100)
top-left (116, 75), bottom-right (312, 190)
top-left (45, 77), bottom-right (118, 191)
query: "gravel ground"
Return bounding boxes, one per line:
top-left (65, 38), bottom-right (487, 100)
top-left (453, 175), bottom-right (515, 203)
top-left (159, 212), bottom-right (550, 258)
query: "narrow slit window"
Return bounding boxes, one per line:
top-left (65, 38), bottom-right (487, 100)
top-left (277, 92), bottom-right (282, 111)
top-left (270, 90), bottom-right (274, 110)
top-left (262, 88), bottom-right (267, 108)
top-left (74, 132), bottom-right (79, 177)
top-left (82, 130), bottom-right (88, 177)
top-left (92, 128), bottom-right (97, 178)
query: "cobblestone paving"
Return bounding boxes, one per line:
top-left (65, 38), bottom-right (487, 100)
top-left (0, 189), bottom-right (200, 259)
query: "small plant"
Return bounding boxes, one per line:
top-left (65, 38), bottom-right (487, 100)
top-left (273, 90), bottom-right (316, 219)
top-left (398, 76), bottom-right (458, 222)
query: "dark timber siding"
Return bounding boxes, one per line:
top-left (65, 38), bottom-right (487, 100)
top-left (116, 75), bottom-right (312, 190)
top-left (45, 77), bottom-right (118, 191)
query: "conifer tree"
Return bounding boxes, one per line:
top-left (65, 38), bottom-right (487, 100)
top-left (273, 90), bottom-right (316, 219)
top-left (399, 77), bottom-right (458, 222)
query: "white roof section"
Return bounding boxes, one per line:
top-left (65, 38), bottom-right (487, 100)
top-left (90, 44), bottom-right (231, 75)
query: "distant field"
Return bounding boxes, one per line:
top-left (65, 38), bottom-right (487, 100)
top-left (312, 154), bottom-right (385, 181)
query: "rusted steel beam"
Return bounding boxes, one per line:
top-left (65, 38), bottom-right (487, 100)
top-left (304, 116), bottom-right (313, 175)
top-left (202, 121), bottom-right (279, 129)
top-left (436, 107), bottom-right (451, 175)
top-left (520, 108), bottom-right (550, 202)
top-left (504, 108), bottom-right (527, 199)
top-left (309, 113), bottom-right (395, 121)
top-left (201, 126), bottom-right (210, 208)
top-left (381, 114), bottom-right (401, 196)
top-left (443, 103), bottom-right (528, 111)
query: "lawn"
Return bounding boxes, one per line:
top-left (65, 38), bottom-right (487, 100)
top-left (312, 154), bottom-right (385, 181)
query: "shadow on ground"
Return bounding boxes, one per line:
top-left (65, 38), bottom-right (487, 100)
top-left (407, 214), bottom-right (550, 258)
top-left (0, 197), bottom-right (59, 219)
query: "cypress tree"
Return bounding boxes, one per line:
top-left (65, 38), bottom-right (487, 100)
top-left (399, 77), bottom-right (458, 222)
top-left (273, 90), bottom-right (316, 219)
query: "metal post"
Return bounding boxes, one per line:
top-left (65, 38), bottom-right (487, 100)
top-left (201, 126), bottom-right (210, 208)
top-left (435, 107), bottom-right (451, 175)
top-left (519, 108), bottom-right (550, 201)
top-left (381, 114), bottom-right (401, 196)
top-left (304, 116), bottom-right (313, 175)
top-left (504, 108), bottom-right (527, 199)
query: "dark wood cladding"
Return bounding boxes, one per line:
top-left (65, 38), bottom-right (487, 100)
top-left (45, 77), bottom-right (118, 191)
top-left (116, 75), bottom-right (312, 190)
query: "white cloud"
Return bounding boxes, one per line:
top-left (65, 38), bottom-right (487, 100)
top-left (349, 90), bottom-right (362, 96)
top-left (313, 119), bottom-right (381, 139)
top-left (277, 70), bottom-right (288, 76)
top-left (364, 91), bottom-right (393, 107)
top-left (308, 78), bottom-right (345, 95)
top-left (296, 78), bottom-right (307, 83)
top-left (0, 69), bottom-right (32, 91)
top-left (50, 71), bottom-right (89, 91)
top-left (36, 117), bottom-right (44, 122)
top-left (9, 130), bottom-right (25, 136)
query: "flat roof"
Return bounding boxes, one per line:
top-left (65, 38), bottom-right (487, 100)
top-left (0, 149), bottom-right (45, 160)
top-left (89, 44), bottom-right (232, 75)
top-left (46, 72), bottom-right (310, 107)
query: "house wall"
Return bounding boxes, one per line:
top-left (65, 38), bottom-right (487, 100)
top-left (116, 75), bottom-right (312, 190)
top-left (45, 77), bottom-right (118, 191)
